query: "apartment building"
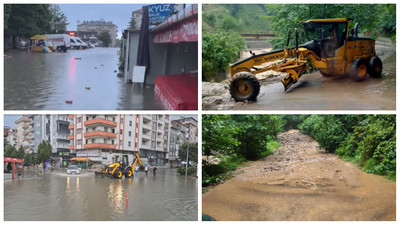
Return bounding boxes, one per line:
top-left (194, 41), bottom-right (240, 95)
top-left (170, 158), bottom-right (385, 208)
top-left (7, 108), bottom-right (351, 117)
top-left (77, 20), bottom-right (118, 47)
top-left (4, 126), bottom-right (17, 148)
top-left (68, 114), bottom-right (171, 166)
top-left (169, 120), bottom-right (188, 167)
top-left (15, 116), bottom-right (31, 153)
top-left (28, 115), bottom-right (70, 167)
top-left (174, 117), bottom-right (198, 143)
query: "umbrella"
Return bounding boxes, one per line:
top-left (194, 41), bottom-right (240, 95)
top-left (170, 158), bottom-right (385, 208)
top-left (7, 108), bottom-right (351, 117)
top-left (30, 34), bottom-right (48, 40)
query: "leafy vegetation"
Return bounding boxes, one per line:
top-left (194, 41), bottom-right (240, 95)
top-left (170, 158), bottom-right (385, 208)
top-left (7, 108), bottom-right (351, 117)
top-left (4, 4), bottom-right (69, 49)
top-left (297, 115), bottom-right (396, 181)
top-left (177, 165), bottom-right (197, 176)
top-left (265, 4), bottom-right (396, 48)
top-left (178, 142), bottom-right (198, 164)
top-left (202, 115), bottom-right (282, 186)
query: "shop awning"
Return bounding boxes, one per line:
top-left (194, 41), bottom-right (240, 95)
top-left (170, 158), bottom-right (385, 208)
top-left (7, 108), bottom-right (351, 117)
top-left (155, 73), bottom-right (198, 110)
top-left (153, 17), bottom-right (198, 44)
top-left (4, 157), bottom-right (23, 163)
top-left (70, 157), bottom-right (90, 162)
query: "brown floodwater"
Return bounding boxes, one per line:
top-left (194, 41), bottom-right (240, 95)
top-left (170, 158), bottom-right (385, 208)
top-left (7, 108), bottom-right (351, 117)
top-left (202, 130), bottom-right (396, 221)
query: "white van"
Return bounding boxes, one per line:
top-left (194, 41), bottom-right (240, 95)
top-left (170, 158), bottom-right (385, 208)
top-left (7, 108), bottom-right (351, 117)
top-left (70, 36), bottom-right (82, 49)
top-left (45, 34), bottom-right (71, 52)
top-left (75, 37), bottom-right (89, 49)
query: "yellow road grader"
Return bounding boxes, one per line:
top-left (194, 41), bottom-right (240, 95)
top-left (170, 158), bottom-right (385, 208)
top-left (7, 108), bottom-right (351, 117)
top-left (229, 18), bottom-right (383, 101)
top-left (95, 153), bottom-right (143, 179)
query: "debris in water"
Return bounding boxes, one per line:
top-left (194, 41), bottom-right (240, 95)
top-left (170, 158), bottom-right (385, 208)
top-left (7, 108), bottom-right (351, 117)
top-left (65, 99), bottom-right (73, 104)
top-left (85, 86), bottom-right (91, 90)
top-left (94, 67), bottom-right (98, 69)
top-left (74, 57), bottom-right (82, 60)
top-left (40, 61), bottom-right (45, 65)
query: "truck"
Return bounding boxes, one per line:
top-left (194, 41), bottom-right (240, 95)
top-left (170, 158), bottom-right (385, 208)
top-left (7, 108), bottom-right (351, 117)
top-left (44, 34), bottom-right (71, 52)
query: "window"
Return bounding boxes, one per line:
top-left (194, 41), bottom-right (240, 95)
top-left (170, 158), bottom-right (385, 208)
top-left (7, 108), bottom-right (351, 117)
top-left (77, 140), bottom-right (81, 145)
top-left (77, 117), bottom-right (81, 123)
top-left (77, 128), bottom-right (81, 134)
top-left (128, 141), bottom-right (131, 147)
top-left (120, 129), bottom-right (122, 134)
top-left (129, 120), bottom-right (132, 126)
top-left (129, 131), bottom-right (132, 137)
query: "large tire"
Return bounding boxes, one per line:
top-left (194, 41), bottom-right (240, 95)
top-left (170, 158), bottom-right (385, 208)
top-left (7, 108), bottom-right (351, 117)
top-left (320, 70), bottom-right (334, 77)
top-left (113, 168), bottom-right (123, 179)
top-left (229, 72), bottom-right (260, 102)
top-left (125, 167), bottom-right (133, 178)
top-left (367, 56), bottom-right (382, 78)
top-left (350, 58), bottom-right (368, 81)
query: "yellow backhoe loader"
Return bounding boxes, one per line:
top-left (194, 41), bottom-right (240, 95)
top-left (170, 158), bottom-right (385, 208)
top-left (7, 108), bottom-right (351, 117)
top-left (229, 18), bottom-right (383, 101)
top-left (95, 153), bottom-right (143, 179)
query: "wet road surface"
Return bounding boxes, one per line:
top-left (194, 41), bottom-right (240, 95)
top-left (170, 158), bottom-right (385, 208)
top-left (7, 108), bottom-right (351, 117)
top-left (4, 168), bottom-right (197, 221)
top-left (202, 130), bottom-right (396, 221)
top-left (4, 48), bottom-right (163, 110)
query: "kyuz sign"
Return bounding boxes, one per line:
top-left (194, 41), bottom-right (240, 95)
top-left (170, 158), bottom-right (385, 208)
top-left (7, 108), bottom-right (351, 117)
top-left (148, 4), bottom-right (176, 25)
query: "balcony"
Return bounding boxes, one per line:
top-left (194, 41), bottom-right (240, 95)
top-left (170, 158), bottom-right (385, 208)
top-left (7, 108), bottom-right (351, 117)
top-left (68, 135), bottom-right (74, 140)
top-left (22, 124), bottom-right (29, 129)
top-left (84, 143), bottom-right (116, 149)
top-left (68, 124), bottom-right (74, 130)
top-left (84, 118), bottom-right (117, 127)
top-left (84, 131), bottom-right (117, 138)
top-left (68, 115), bottom-right (74, 119)
top-left (68, 145), bottom-right (74, 150)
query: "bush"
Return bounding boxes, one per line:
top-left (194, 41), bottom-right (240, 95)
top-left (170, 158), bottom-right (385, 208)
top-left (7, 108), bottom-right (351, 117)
top-left (177, 165), bottom-right (197, 176)
top-left (202, 31), bottom-right (245, 81)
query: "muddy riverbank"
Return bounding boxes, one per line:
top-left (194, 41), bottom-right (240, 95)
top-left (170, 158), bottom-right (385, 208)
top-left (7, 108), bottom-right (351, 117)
top-left (202, 37), bottom-right (396, 110)
top-left (202, 130), bottom-right (396, 221)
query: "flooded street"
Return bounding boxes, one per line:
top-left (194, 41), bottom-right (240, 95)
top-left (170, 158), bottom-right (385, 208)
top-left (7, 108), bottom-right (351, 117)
top-left (202, 38), bottom-right (396, 110)
top-left (4, 48), bottom-right (163, 110)
top-left (202, 130), bottom-right (396, 221)
top-left (4, 168), bottom-right (197, 221)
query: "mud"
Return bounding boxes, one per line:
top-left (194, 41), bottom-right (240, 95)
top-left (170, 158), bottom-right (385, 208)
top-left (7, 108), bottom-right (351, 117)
top-left (202, 130), bottom-right (396, 221)
top-left (202, 37), bottom-right (396, 110)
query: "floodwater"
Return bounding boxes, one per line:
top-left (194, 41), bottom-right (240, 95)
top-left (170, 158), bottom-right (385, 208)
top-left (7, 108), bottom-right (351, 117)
top-left (202, 130), bottom-right (396, 221)
top-left (4, 168), bottom-right (197, 221)
top-left (4, 48), bottom-right (163, 110)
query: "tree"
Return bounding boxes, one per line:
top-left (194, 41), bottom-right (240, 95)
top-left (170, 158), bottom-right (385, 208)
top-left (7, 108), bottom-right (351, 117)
top-left (50, 4), bottom-right (69, 33)
top-left (16, 146), bottom-right (25, 159)
top-left (4, 4), bottom-right (53, 48)
top-left (179, 142), bottom-right (198, 164)
top-left (128, 14), bottom-right (137, 29)
top-left (98, 30), bottom-right (111, 47)
top-left (37, 141), bottom-right (52, 172)
top-left (4, 144), bottom-right (17, 158)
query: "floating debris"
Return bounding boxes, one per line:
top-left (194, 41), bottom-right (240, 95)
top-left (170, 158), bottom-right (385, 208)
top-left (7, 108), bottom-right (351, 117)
top-left (65, 99), bottom-right (73, 104)
top-left (40, 61), bottom-right (46, 65)
top-left (114, 70), bottom-right (117, 73)
top-left (74, 57), bottom-right (82, 60)
top-left (101, 64), bottom-right (104, 66)
top-left (85, 86), bottom-right (91, 90)
top-left (94, 67), bottom-right (98, 69)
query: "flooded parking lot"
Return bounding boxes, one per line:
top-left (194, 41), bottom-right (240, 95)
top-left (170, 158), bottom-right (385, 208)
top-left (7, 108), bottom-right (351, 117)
top-left (4, 168), bottom-right (197, 221)
top-left (4, 48), bottom-right (163, 110)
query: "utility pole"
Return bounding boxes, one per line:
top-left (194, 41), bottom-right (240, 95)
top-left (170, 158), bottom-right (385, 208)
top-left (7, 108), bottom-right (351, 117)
top-left (185, 124), bottom-right (190, 176)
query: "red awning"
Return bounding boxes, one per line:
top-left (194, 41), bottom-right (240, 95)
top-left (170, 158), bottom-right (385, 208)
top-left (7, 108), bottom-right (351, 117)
top-left (154, 17), bottom-right (198, 44)
top-left (4, 157), bottom-right (23, 163)
top-left (155, 73), bottom-right (198, 110)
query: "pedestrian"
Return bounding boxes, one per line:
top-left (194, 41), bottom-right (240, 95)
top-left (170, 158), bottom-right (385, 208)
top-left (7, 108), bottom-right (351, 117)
top-left (144, 165), bottom-right (149, 175)
top-left (153, 166), bottom-right (157, 176)
top-left (17, 164), bottom-right (23, 179)
top-left (7, 163), bottom-right (12, 173)
top-left (135, 165), bottom-right (139, 176)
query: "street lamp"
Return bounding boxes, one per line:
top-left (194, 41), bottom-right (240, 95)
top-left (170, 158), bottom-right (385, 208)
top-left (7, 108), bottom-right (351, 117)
top-left (185, 124), bottom-right (190, 176)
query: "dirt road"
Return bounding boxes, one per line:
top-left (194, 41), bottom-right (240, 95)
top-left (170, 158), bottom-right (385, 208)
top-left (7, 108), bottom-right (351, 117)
top-left (202, 38), bottom-right (396, 110)
top-left (202, 130), bottom-right (396, 221)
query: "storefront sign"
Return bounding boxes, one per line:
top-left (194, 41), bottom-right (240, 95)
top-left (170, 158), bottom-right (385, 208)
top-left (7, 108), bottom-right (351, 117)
top-left (149, 4), bottom-right (176, 25)
top-left (154, 17), bottom-right (198, 43)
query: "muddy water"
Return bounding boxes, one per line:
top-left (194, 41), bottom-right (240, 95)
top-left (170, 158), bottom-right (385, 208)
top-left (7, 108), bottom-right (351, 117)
top-left (4, 168), bottom-right (197, 221)
top-left (4, 48), bottom-right (162, 110)
top-left (202, 130), bottom-right (396, 221)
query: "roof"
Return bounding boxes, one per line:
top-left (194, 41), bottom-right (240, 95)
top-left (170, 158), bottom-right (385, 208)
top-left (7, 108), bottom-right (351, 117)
top-left (302, 18), bottom-right (352, 23)
top-left (4, 157), bottom-right (23, 163)
top-left (70, 157), bottom-right (90, 161)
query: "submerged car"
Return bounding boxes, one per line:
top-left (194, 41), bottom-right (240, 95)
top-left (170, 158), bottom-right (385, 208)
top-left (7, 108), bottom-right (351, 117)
top-left (67, 165), bottom-right (80, 174)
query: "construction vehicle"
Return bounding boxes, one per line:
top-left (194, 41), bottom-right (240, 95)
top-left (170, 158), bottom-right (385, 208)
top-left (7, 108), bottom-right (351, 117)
top-left (95, 153), bottom-right (143, 179)
top-left (229, 18), bottom-right (383, 101)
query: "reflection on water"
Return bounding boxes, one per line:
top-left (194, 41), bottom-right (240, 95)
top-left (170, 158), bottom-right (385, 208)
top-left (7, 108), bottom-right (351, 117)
top-left (4, 48), bottom-right (163, 110)
top-left (4, 168), bottom-right (197, 221)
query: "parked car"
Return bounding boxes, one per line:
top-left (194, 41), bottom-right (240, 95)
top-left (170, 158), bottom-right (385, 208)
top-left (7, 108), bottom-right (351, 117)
top-left (75, 37), bottom-right (89, 49)
top-left (70, 37), bottom-right (82, 49)
top-left (67, 165), bottom-right (80, 174)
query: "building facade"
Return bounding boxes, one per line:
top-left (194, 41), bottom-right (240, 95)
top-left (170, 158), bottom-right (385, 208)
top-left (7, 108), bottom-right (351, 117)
top-left (68, 114), bottom-right (171, 166)
top-left (168, 120), bottom-right (188, 167)
top-left (15, 116), bottom-right (32, 153)
top-left (77, 20), bottom-right (118, 47)
top-left (27, 115), bottom-right (70, 167)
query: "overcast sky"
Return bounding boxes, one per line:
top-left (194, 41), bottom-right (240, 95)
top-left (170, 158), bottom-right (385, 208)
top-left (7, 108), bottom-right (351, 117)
top-left (59, 4), bottom-right (144, 37)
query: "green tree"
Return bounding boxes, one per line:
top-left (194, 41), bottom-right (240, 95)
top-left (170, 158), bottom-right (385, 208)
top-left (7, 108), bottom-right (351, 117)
top-left (50, 4), bottom-right (69, 33)
top-left (4, 144), bottom-right (17, 158)
top-left (128, 14), bottom-right (137, 29)
top-left (179, 142), bottom-right (198, 164)
top-left (98, 30), bottom-right (111, 47)
top-left (16, 146), bottom-right (25, 159)
top-left (37, 141), bottom-right (52, 172)
top-left (4, 4), bottom-right (53, 48)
